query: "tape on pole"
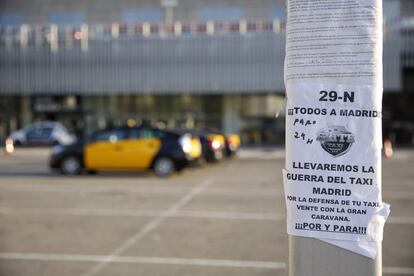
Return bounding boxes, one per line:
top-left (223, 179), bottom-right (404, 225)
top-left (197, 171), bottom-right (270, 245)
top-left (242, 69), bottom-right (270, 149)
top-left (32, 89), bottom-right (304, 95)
top-left (284, 0), bottom-right (390, 259)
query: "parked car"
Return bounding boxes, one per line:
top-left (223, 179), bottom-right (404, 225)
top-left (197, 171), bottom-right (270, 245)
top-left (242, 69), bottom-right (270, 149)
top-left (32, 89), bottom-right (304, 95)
top-left (49, 126), bottom-right (202, 177)
top-left (198, 128), bottom-right (241, 158)
top-left (10, 121), bottom-right (76, 146)
top-left (224, 133), bottom-right (241, 157)
top-left (188, 129), bottom-right (226, 162)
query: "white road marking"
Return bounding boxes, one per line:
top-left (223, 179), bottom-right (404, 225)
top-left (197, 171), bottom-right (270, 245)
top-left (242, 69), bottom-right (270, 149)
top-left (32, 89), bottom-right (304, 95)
top-left (383, 267), bottom-right (414, 275)
top-left (0, 184), bottom-right (284, 197)
top-left (383, 191), bottom-right (414, 199)
top-left (1, 207), bottom-right (414, 225)
top-left (0, 252), bottom-right (285, 269)
top-left (387, 216), bottom-right (414, 225)
top-left (0, 184), bottom-right (189, 194)
top-left (207, 187), bottom-right (283, 197)
top-left (0, 252), bottom-right (413, 274)
top-left (237, 150), bottom-right (285, 160)
top-left (5, 183), bottom-right (414, 199)
top-left (82, 177), bottom-right (213, 276)
top-left (0, 207), bottom-right (284, 221)
top-left (177, 210), bottom-right (284, 221)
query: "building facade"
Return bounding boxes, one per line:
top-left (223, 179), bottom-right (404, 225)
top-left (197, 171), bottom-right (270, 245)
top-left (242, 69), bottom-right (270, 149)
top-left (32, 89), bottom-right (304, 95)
top-left (0, 0), bottom-right (413, 144)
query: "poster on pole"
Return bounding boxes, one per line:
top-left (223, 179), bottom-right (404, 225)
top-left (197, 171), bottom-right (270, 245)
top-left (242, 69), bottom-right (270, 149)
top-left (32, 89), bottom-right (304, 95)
top-left (284, 0), bottom-right (390, 258)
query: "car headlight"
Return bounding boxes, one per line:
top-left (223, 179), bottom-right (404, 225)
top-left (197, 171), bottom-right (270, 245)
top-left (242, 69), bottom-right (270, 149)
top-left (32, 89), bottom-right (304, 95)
top-left (179, 134), bottom-right (192, 154)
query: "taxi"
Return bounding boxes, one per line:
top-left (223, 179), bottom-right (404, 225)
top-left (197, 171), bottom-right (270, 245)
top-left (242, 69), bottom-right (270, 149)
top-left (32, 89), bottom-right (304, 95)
top-left (49, 126), bottom-right (202, 177)
top-left (206, 132), bottom-right (226, 161)
top-left (196, 128), bottom-right (241, 160)
top-left (224, 134), bottom-right (241, 156)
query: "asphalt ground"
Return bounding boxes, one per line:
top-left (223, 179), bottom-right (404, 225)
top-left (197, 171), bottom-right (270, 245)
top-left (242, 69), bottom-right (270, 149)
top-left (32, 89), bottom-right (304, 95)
top-left (0, 148), bottom-right (413, 276)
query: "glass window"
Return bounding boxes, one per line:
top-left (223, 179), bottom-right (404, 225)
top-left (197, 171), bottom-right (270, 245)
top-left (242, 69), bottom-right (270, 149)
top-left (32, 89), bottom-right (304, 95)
top-left (0, 13), bottom-right (23, 25)
top-left (26, 127), bottom-right (53, 140)
top-left (129, 128), bottom-right (156, 139)
top-left (153, 129), bottom-right (166, 139)
top-left (141, 129), bottom-right (155, 138)
top-left (47, 12), bottom-right (85, 25)
top-left (122, 9), bottom-right (162, 23)
top-left (93, 129), bottom-right (126, 143)
top-left (269, 5), bottom-right (286, 21)
top-left (200, 7), bottom-right (242, 22)
top-left (128, 128), bottom-right (141, 139)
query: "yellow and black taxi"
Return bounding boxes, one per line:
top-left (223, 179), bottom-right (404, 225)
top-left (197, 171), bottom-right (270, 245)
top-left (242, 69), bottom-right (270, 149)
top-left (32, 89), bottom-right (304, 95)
top-left (49, 126), bottom-right (202, 177)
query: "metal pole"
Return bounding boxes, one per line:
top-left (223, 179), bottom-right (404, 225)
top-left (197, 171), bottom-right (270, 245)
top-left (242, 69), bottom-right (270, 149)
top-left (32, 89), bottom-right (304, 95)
top-left (289, 237), bottom-right (380, 276)
top-left (285, 0), bottom-right (385, 275)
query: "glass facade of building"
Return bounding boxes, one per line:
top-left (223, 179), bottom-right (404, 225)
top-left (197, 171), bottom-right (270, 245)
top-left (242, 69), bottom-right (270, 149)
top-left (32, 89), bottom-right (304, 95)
top-left (0, 0), bottom-right (413, 145)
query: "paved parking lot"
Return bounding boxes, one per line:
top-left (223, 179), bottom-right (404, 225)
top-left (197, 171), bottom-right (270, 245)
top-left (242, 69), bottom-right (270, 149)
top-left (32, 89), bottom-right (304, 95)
top-left (0, 148), bottom-right (413, 276)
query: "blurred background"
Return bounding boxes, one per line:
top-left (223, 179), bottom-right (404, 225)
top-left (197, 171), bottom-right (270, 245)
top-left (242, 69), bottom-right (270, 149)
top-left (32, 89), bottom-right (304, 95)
top-left (0, 0), bottom-right (412, 146)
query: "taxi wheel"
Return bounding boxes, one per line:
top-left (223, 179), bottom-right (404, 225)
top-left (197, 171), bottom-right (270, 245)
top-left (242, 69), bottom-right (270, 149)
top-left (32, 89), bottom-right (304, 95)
top-left (153, 157), bottom-right (175, 178)
top-left (60, 156), bottom-right (81, 175)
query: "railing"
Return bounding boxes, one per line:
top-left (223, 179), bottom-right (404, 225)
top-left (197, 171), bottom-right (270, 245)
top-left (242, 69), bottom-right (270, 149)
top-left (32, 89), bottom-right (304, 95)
top-left (0, 20), bottom-right (285, 52)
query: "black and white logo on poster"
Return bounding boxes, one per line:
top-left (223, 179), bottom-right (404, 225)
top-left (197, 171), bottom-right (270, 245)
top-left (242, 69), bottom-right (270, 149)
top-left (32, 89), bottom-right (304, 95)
top-left (316, 126), bottom-right (355, 157)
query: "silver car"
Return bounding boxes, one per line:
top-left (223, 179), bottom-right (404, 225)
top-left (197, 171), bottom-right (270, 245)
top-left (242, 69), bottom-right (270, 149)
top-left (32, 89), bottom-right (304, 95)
top-left (10, 121), bottom-right (76, 146)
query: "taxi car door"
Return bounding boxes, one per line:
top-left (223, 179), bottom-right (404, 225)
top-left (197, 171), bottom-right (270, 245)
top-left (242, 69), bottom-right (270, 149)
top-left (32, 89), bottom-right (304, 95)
top-left (120, 128), bottom-right (161, 169)
top-left (84, 129), bottom-right (128, 169)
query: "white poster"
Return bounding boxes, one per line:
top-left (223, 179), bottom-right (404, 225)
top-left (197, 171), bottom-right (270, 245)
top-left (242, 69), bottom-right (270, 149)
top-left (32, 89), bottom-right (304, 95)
top-left (284, 0), bottom-right (390, 259)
